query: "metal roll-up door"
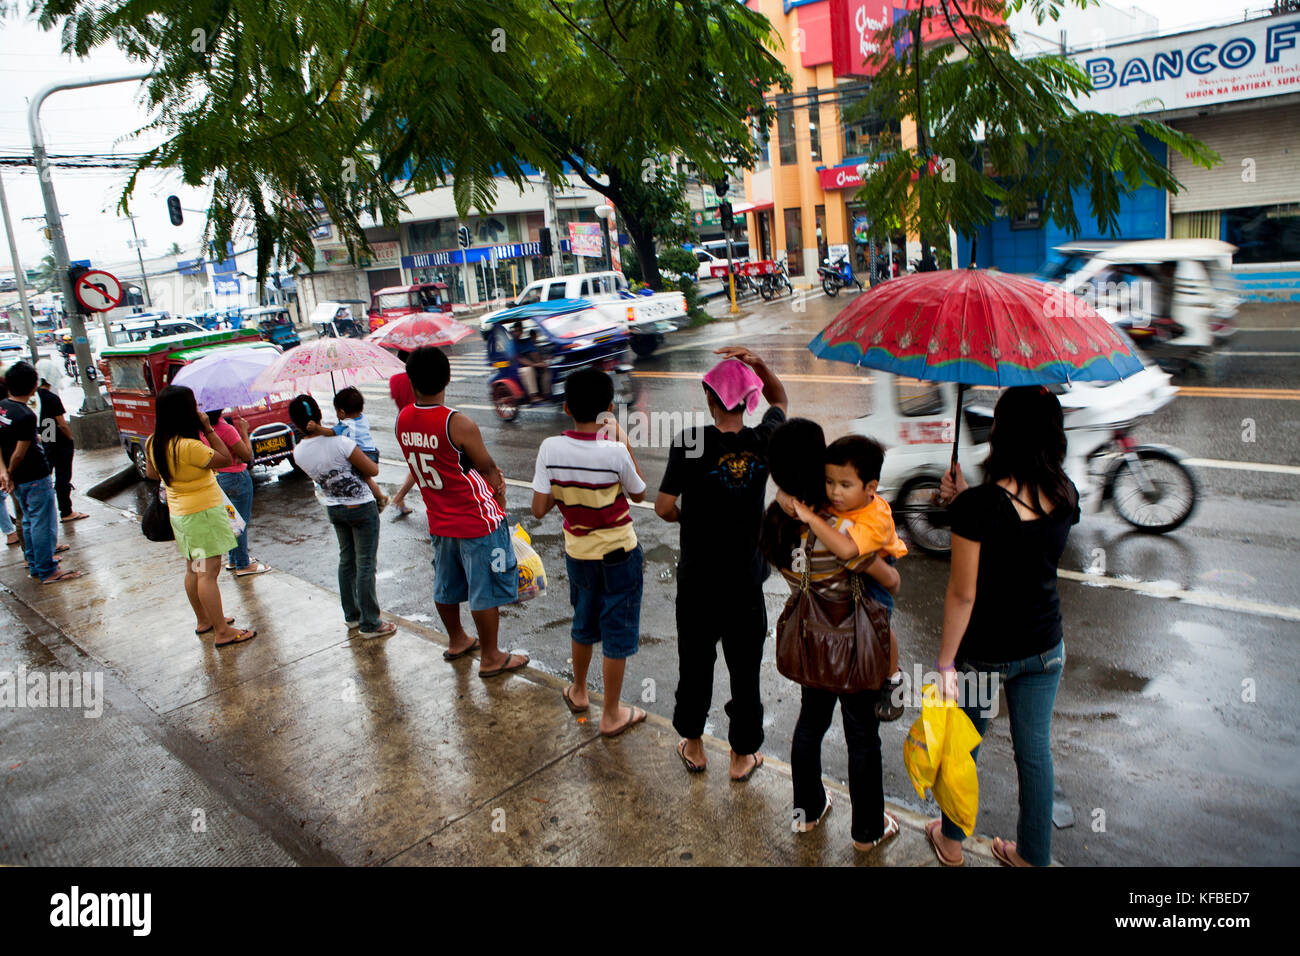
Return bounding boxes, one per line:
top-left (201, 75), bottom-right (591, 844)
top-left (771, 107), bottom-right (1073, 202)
top-left (1169, 104), bottom-right (1300, 213)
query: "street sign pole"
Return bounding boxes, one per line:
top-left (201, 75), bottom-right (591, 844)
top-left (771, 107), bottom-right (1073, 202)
top-left (29, 71), bottom-right (149, 413)
top-left (127, 215), bottom-right (152, 307)
top-left (0, 171), bottom-right (41, 364)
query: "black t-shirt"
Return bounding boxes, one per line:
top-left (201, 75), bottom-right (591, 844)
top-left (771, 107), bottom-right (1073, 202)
top-left (37, 390), bottom-right (73, 452)
top-left (0, 398), bottom-right (51, 485)
top-left (659, 406), bottom-right (786, 586)
top-left (948, 480), bottom-right (1081, 664)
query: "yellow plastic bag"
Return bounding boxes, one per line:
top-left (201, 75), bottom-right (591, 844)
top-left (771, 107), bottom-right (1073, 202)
top-left (512, 524), bottom-right (547, 603)
top-left (903, 684), bottom-right (982, 837)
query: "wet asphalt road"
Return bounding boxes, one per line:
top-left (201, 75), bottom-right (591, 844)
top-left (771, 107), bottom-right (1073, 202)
top-left (104, 294), bottom-right (1300, 865)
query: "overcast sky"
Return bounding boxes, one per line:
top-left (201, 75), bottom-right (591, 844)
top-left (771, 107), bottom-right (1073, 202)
top-left (0, 0), bottom-right (1282, 276)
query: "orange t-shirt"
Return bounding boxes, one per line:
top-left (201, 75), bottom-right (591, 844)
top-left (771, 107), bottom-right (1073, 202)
top-left (830, 495), bottom-right (908, 560)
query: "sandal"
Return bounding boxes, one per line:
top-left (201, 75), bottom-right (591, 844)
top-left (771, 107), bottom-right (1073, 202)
top-left (925, 819), bottom-right (964, 867)
top-left (55, 543), bottom-right (70, 554)
top-left (730, 752), bottom-right (763, 782)
top-left (40, 569), bottom-right (82, 584)
top-left (61, 512), bottom-right (89, 523)
top-left (992, 837), bottom-right (1030, 867)
top-left (562, 684), bottom-right (590, 714)
top-left (6, 533), bottom-right (19, 547)
top-left (215, 628), bottom-right (257, 647)
top-left (393, 505), bottom-right (413, 519)
top-left (234, 562), bottom-right (272, 577)
top-left (359, 621), bottom-right (397, 639)
top-left (479, 652), bottom-right (529, 678)
top-left (677, 740), bottom-right (706, 773)
top-left (854, 811), bottom-right (900, 852)
top-left (196, 617), bottom-right (236, 636)
top-left (443, 639), bottom-right (480, 661)
top-left (795, 792), bottom-right (832, 833)
top-left (601, 706), bottom-right (646, 738)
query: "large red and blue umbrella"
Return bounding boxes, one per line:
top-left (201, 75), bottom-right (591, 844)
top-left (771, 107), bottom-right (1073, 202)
top-left (808, 268), bottom-right (1145, 468)
top-left (808, 268), bottom-right (1143, 386)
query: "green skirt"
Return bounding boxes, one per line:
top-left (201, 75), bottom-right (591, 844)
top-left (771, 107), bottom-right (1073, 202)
top-left (171, 505), bottom-right (238, 561)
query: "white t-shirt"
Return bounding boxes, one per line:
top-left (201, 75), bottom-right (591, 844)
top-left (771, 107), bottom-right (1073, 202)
top-left (293, 435), bottom-right (374, 506)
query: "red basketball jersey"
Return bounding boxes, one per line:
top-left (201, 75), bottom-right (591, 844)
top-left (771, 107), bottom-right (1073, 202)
top-left (396, 403), bottom-right (504, 538)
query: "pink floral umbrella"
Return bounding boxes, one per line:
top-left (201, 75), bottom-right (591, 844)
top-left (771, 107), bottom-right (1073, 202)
top-left (367, 312), bottom-right (473, 350)
top-left (249, 337), bottom-right (406, 395)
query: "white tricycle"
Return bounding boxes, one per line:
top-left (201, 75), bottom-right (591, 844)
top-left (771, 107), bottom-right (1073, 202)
top-left (853, 365), bottom-right (1198, 556)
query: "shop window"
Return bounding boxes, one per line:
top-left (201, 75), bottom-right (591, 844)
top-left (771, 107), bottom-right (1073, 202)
top-left (1222, 204), bottom-right (1300, 264)
top-left (1172, 211), bottom-right (1220, 240)
top-left (776, 94), bottom-right (797, 166)
top-left (808, 88), bottom-right (822, 164)
top-left (839, 89), bottom-right (899, 160)
top-left (753, 120), bottom-right (770, 173)
top-left (783, 207), bottom-right (804, 276)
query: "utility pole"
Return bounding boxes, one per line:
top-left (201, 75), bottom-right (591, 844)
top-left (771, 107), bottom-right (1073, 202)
top-left (0, 172), bottom-right (41, 364)
top-left (29, 71), bottom-right (150, 414)
top-left (544, 173), bottom-right (562, 277)
top-left (126, 214), bottom-right (152, 308)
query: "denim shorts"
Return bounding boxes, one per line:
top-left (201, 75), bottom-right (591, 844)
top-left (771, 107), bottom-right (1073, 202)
top-left (566, 545), bottom-right (643, 660)
top-left (431, 521), bottom-right (518, 611)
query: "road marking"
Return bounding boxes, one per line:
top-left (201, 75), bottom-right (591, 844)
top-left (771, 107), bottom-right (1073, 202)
top-left (634, 370), bottom-right (872, 385)
top-left (1060, 569), bottom-right (1300, 622)
top-left (1223, 351), bottom-right (1300, 357)
top-left (1175, 386), bottom-right (1300, 399)
top-left (1236, 327), bottom-right (1300, 332)
top-left (1183, 458), bottom-right (1300, 476)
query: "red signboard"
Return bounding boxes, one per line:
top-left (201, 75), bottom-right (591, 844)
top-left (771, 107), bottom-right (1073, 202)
top-left (820, 164), bottom-right (865, 191)
top-left (829, 0), bottom-right (1005, 78)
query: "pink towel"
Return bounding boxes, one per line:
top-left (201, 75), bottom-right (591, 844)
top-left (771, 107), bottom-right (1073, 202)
top-left (702, 358), bottom-right (763, 414)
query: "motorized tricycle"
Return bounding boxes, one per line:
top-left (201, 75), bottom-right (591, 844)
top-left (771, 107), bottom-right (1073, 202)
top-left (99, 328), bottom-right (298, 479)
top-left (310, 300), bottom-right (367, 338)
top-left (483, 299), bottom-right (631, 423)
top-left (241, 306), bottom-right (301, 350)
top-left (852, 358), bottom-right (1197, 556)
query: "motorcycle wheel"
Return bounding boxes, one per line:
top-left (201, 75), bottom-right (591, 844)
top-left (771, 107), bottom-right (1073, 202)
top-left (894, 478), bottom-right (953, 556)
top-left (822, 276), bottom-right (840, 297)
top-left (1109, 448), bottom-right (1198, 533)
top-left (760, 278), bottom-right (774, 301)
top-left (491, 381), bottom-right (520, 422)
top-left (781, 277), bottom-right (793, 296)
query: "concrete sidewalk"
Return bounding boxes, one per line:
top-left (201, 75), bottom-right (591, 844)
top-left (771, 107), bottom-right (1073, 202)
top-left (0, 459), bottom-right (996, 866)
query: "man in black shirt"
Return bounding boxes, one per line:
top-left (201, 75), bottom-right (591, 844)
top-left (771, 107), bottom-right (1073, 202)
top-left (1, 362), bottom-right (80, 582)
top-left (37, 377), bottom-right (88, 522)
top-left (656, 347), bottom-right (787, 780)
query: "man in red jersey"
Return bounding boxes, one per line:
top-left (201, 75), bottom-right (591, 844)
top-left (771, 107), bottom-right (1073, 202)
top-left (397, 347), bottom-right (528, 678)
top-left (389, 350), bottom-right (417, 518)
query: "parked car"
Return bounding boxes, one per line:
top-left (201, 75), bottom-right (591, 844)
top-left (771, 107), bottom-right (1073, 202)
top-left (240, 306), bottom-right (300, 350)
top-left (479, 270), bottom-right (685, 357)
top-left (99, 328), bottom-right (297, 479)
top-left (367, 282), bottom-right (452, 333)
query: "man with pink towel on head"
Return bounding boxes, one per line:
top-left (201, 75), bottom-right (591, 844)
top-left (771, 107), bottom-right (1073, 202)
top-left (654, 346), bottom-right (788, 781)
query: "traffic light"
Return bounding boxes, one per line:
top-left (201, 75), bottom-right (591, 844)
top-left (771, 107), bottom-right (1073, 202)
top-left (714, 178), bottom-right (729, 198)
top-left (538, 227), bottom-right (553, 257)
top-left (457, 225), bottom-right (471, 249)
top-left (167, 195), bottom-right (183, 226)
top-left (720, 201), bottom-right (734, 231)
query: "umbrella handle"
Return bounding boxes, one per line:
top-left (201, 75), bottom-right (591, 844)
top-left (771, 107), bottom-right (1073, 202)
top-left (950, 383), bottom-right (966, 477)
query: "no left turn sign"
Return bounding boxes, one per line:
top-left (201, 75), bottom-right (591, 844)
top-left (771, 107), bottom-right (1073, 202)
top-left (73, 269), bottom-right (124, 312)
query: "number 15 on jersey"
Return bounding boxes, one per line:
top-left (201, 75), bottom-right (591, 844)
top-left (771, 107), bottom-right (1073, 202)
top-left (406, 451), bottom-right (443, 490)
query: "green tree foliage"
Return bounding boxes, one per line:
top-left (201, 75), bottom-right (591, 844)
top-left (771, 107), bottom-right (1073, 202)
top-left (847, 0), bottom-right (1218, 265)
top-left (31, 0), bottom-right (788, 290)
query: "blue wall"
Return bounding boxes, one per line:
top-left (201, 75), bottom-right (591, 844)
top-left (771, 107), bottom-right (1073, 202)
top-left (957, 138), bottom-right (1167, 273)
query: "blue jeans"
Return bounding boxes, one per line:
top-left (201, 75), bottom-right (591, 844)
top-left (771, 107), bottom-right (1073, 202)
top-left (216, 469), bottom-right (254, 569)
top-left (327, 501), bottom-right (381, 630)
top-left (940, 641), bottom-right (1065, 867)
top-left (13, 477), bottom-right (59, 579)
top-left (566, 545), bottom-right (643, 660)
top-left (0, 490), bottom-right (14, 536)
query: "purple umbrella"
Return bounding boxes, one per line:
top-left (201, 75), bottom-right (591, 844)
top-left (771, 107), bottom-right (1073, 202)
top-left (171, 344), bottom-right (281, 410)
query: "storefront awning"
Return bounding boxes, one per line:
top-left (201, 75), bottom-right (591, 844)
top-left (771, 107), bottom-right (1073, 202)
top-left (732, 201), bottom-right (773, 215)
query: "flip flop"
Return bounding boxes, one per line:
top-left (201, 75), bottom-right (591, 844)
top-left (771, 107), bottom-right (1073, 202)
top-left (54, 543), bottom-right (70, 554)
top-left (5, 535), bottom-right (19, 547)
top-left (234, 563), bottom-right (272, 577)
top-left (992, 837), bottom-right (1025, 867)
top-left (562, 685), bottom-right (590, 714)
top-left (925, 820), bottom-right (964, 867)
top-left (676, 740), bottom-right (706, 773)
top-left (40, 569), bottom-right (82, 584)
top-left (601, 706), bottom-right (646, 738)
top-left (394, 506), bottom-right (413, 519)
top-left (61, 512), bottom-right (89, 522)
top-left (196, 617), bottom-right (236, 636)
top-left (795, 792), bottom-right (833, 833)
top-left (215, 628), bottom-right (257, 647)
top-left (730, 752), bottom-right (763, 782)
top-left (855, 811), bottom-right (900, 852)
top-left (443, 639), bottom-right (480, 661)
top-left (479, 652), bottom-right (529, 678)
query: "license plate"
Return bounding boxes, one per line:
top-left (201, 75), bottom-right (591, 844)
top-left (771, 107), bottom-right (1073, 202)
top-left (255, 435), bottom-right (288, 455)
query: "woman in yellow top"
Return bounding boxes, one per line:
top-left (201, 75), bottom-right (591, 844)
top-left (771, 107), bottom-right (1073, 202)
top-left (146, 385), bottom-right (256, 647)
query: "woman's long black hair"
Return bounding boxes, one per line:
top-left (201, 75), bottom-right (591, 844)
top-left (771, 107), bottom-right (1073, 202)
top-left (151, 385), bottom-right (203, 486)
top-left (983, 385), bottom-right (1074, 514)
top-left (759, 418), bottom-right (828, 571)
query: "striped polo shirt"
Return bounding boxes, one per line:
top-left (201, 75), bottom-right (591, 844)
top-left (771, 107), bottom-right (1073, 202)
top-left (778, 516), bottom-right (875, 600)
top-left (532, 430), bottom-right (647, 560)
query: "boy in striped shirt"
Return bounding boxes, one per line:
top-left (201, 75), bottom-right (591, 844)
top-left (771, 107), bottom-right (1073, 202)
top-left (531, 369), bottom-right (648, 737)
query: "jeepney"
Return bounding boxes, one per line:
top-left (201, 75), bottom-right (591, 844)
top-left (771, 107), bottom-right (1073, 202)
top-left (100, 329), bottom-right (297, 479)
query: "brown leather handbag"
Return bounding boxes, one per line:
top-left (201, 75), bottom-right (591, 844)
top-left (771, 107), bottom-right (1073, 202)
top-left (775, 531), bottom-right (892, 693)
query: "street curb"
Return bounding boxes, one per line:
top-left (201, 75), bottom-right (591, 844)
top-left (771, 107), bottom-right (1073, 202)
top-left (86, 464), bottom-right (139, 501)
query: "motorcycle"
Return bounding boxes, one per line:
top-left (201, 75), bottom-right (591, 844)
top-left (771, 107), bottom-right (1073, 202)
top-left (853, 362), bottom-right (1197, 556)
top-left (818, 255), bottom-right (864, 297)
top-left (758, 253), bottom-right (794, 300)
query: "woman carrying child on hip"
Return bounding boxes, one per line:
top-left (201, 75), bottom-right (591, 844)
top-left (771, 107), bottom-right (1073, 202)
top-left (332, 386), bottom-right (388, 511)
